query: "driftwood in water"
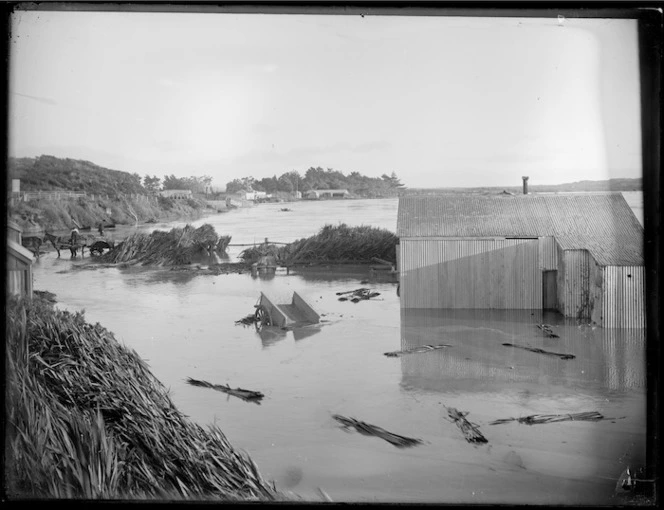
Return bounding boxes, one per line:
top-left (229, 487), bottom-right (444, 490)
top-left (537, 323), bottom-right (560, 338)
top-left (446, 407), bottom-right (488, 444)
top-left (384, 344), bottom-right (452, 358)
top-left (186, 377), bottom-right (264, 404)
top-left (332, 414), bottom-right (422, 448)
top-left (336, 288), bottom-right (381, 302)
top-left (235, 314), bottom-right (259, 326)
top-left (502, 342), bottom-right (575, 360)
top-left (489, 411), bottom-right (606, 426)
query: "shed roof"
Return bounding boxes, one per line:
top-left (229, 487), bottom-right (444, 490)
top-left (397, 193), bottom-right (643, 266)
top-left (7, 239), bottom-right (35, 264)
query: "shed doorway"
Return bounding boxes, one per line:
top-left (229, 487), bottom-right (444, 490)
top-left (543, 270), bottom-right (557, 310)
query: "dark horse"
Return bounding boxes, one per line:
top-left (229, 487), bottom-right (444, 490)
top-left (44, 231), bottom-right (84, 258)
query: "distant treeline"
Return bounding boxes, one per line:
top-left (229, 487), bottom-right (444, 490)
top-left (226, 167), bottom-right (405, 198)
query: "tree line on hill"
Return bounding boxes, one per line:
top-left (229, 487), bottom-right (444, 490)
top-left (8, 155), bottom-right (214, 197)
top-left (8, 156), bottom-right (404, 199)
top-left (225, 167), bottom-right (405, 198)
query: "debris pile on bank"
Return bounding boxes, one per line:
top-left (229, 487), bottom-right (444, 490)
top-left (277, 224), bottom-right (398, 264)
top-left (101, 224), bottom-right (230, 266)
top-left (5, 293), bottom-right (280, 500)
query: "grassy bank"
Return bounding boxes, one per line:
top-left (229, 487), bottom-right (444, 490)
top-left (9, 194), bottom-right (213, 234)
top-left (4, 292), bottom-right (282, 501)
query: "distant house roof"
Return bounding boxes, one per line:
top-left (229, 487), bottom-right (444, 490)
top-left (306, 189), bottom-right (349, 195)
top-left (397, 193), bottom-right (644, 266)
top-left (7, 239), bottom-right (35, 264)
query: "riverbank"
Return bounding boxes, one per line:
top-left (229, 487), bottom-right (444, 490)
top-left (4, 291), bottom-right (286, 501)
top-left (8, 193), bottom-right (219, 236)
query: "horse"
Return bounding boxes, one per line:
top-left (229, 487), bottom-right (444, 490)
top-left (21, 235), bottom-right (44, 258)
top-left (44, 231), bottom-right (84, 258)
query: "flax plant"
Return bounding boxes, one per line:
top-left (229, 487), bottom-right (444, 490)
top-left (5, 294), bottom-right (281, 501)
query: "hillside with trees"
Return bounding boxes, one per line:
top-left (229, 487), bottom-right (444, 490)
top-left (6, 156), bottom-right (213, 232)
top-left (226, 167), bottom-right (405, 198)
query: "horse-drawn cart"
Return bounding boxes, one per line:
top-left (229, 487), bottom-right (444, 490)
top-left (254, 292), bottom-right (320, 328)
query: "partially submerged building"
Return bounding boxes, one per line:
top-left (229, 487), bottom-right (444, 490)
top-left (396, 193), bottom-right (644, 328)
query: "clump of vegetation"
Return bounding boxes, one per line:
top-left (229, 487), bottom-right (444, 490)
top-left (6, 294), bottom-right (279, 500)
top-left (101, 224), bottom-right (222, 266)
top-left (276, 224), bottom-right (398, 264)
top-left (5, 293), bottom-right (281, 500)
top-left (238, 244), bottom-right (281, 265)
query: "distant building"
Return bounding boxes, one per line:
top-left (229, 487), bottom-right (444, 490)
top-left (304, 189), bottom-right (349, 200)
top-left (239, 191), bottom-right (268, 201)
top-left (7, 220), bottom-right (35, 299)
top-left (159, 189), bottom-right (192, 199)
top-left (397, 193), bottom-right (644, 328)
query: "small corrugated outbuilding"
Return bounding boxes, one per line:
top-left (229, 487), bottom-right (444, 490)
top-left (7, 221), bottom-right (35, 299)
top-left (396, 193), bottom-right (644, 328)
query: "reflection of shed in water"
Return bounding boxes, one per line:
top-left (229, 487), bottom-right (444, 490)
top-left (397, 193), bottom-right (644, 328)
top-left (399, 308), bottom-right (645, 393)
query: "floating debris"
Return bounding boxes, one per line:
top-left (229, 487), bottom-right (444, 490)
top-left (384, 344), bottom-right (452, 357)
top-left (502, 342), bottom-right (575, 360)
top-left (336, 288), bottom-right (381, 302)
top-left (101, 224), bottom-right (228, 266)
top-left (332, 414), bottom-right (422, 448)
top-left (445, 407), bottom-right (488, 444)
top-left (489, 411), bottom-right (607, 426)
top-left (235, 314), bottom-right (259, 326)
top-left (537, 323), bottom-right (560, 338)
top-left (277, 224), bottom-right (398, 264)
top-left (279, 208), bottom-right (292, 212)
top-left (186, 377), bottom-right (264, 404)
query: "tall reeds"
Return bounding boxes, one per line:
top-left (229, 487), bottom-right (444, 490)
top-left (5, 294), bottom-right (280, 500)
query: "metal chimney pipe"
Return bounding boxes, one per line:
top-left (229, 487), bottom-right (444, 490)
top-left (522, 176), bottom-right (529, 195)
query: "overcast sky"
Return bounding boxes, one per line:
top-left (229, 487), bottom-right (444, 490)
top-left (8, 9), bottom-right (642, 189)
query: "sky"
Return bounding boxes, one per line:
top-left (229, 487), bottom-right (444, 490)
top-left (8, 8), bottom-right (643, 189)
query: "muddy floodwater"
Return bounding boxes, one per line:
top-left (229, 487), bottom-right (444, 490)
top-left (31, 194), bottom-right (646, 504)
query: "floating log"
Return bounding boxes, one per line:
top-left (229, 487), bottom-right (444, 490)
top-left (489, 411), bottom-right (606, 426)
top-left (336, 288), bottom-right (381, 302)
top-left (502, 342), bottom-right (575, 360)
top-left (537, 324), bottom-right (560, 338)
top-left (446, 407), bottom-right (488, 444)
top-left (332, 414), bottom-right (422, 448)
top-left (186, 377), bottom-right (264, 404)
top-left (384, 344), bottom-right (452, 357)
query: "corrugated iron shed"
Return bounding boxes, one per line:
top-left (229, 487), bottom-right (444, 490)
top-left (397, 193), bottom-right (643, 266)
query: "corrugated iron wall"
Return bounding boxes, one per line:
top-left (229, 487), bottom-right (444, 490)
top-left (399, 238), bottom-right (541, 309)
top-left (602, 266), bottom-right (645, 328)
top-left (538, 236), bottom-right (558, 270)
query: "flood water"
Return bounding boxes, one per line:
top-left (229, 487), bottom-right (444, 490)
top-left (30, 193), bottom-right (646, 504)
